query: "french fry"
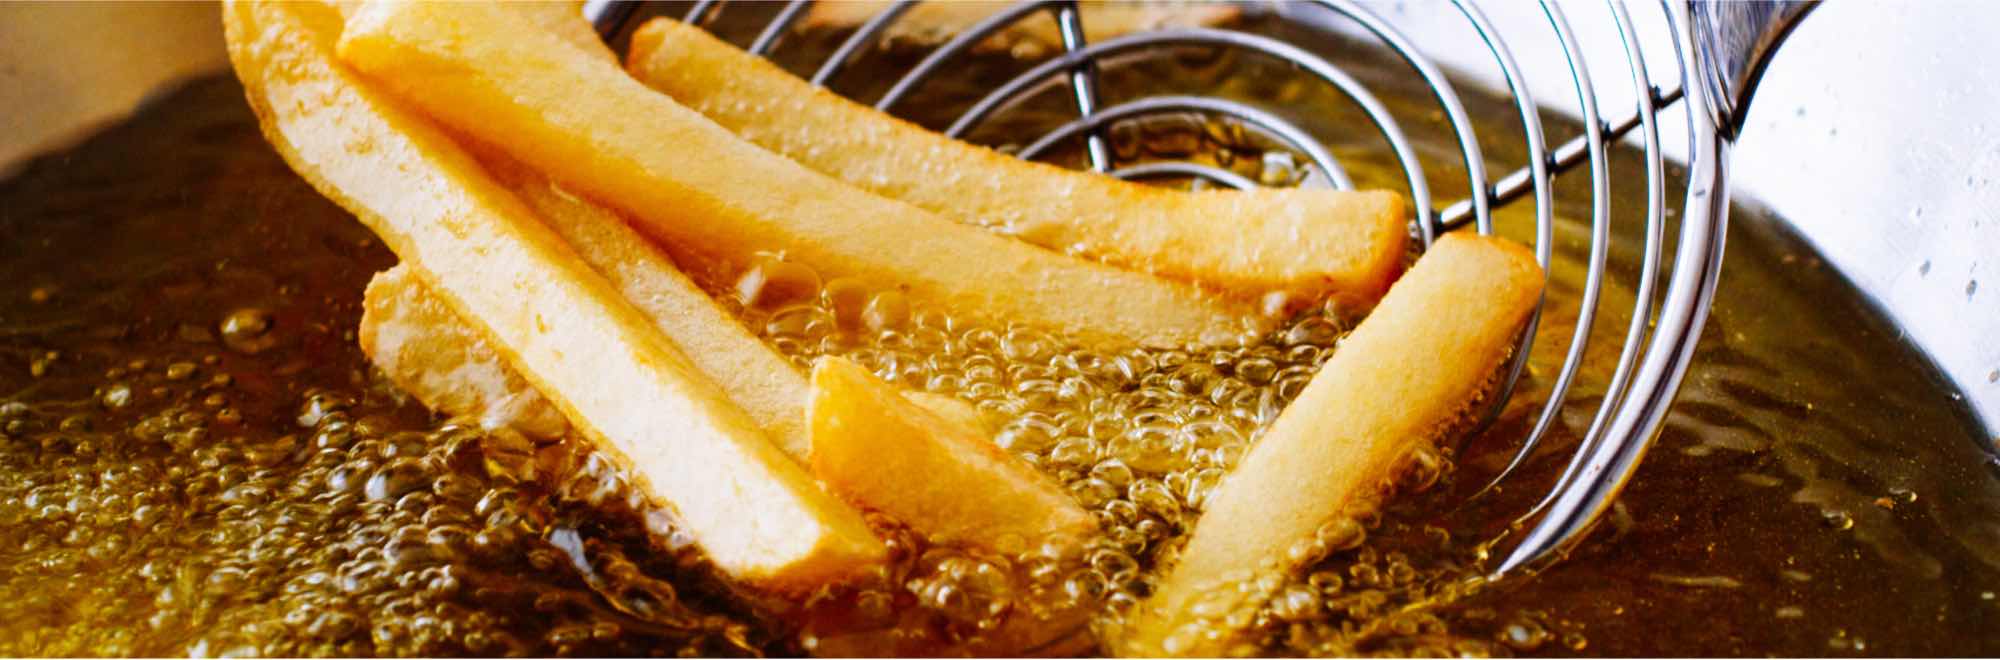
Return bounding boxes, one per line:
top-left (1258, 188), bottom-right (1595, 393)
top-left (800, 1), bottom-right (1240, 56)
top-left (1118, 233), bottom-right (1543, 656)
top-left (625, 18), bottom-right (1408, 304)
top-left (336, 1), bottom-right (1265, 349)
top-left (224, 0), bottom-right (884, 591)
top-left (360, 264), bottom-right (569, 440)
top-left (808, 356), bottom-right (1095, 553)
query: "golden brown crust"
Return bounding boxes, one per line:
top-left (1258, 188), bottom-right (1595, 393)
top-left (1118, 233), bottom-right (1544, 656)
top-left (626, 18), bottom-right (1408, 304)
top-left (225, 0), bottom-right (884, 592)
top-left (334, 1), bottom-right (1265, 350)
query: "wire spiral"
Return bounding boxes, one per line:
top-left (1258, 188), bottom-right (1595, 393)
top-left (585, 0), bottom-right (1736, 578)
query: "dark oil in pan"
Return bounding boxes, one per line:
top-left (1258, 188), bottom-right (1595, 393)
top-left (1, 17), bottom-right (1997, 656)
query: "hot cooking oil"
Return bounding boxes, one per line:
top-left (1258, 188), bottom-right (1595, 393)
top-left (2, 9), bottom-right (1999, 657)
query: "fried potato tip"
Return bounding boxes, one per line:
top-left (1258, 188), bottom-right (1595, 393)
top-left (1119, 233), bottom-right (1543, 656)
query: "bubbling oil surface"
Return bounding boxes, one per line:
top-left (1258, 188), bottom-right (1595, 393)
top-left (4, 16), bottom-right (2000, 656)
top-left (723, 252), bottom-right (1372, 648)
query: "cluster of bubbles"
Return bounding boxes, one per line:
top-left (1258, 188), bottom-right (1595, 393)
top-left (723, 255), bottom-right (1497, 652)
top-left (0, 351), bottom-right (763, 657)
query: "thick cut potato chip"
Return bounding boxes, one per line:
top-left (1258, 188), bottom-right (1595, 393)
top-left (628, 19), bottom-right (1407, 303)
top-left (336, 1), bottom-right (1265, 349)
top-left (224, 0), bottom-right (884, 592)
top-left (1119, 233), bottom-right (1543, 656)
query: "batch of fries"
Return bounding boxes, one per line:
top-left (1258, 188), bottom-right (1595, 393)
top-left (223, 1), bottom-right (1543, 655)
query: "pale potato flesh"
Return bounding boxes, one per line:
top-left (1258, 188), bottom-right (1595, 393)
top-left (223, 0), bottom-right (885, 592)
top-left (1118, 233), bottom-right (1544, 656)
top-left (808, 356), bottom-right (1096, 553)
top-left (626, 18), bottom-right (1408, 304)
top-left (359, 264), bottom-right (568, 440)
top-left (335, 0), bottom-right (1265, 349)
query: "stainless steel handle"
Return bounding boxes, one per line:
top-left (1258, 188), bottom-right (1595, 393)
top-left (1690, 0), bottom-right (1817, 139)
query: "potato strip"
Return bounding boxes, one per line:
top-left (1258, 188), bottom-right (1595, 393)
top-left (1119, 233), bottom-right (1543, 656)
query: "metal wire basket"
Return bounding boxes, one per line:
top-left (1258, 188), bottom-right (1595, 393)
top-left (583, 0), bottom-right (1814, 578)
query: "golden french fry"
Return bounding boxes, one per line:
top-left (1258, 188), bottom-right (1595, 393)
top-left (336, 1), bottom-right (1265, 349)
top-left (625, 18), bottom-right (1408, 304)
top-left (224, 0), bottom-right (884, 591)
top-left (360, 264), bottom-right (569, 440)
top-left (800, 1), bottom-right (1240, 55)
top-left (1119, 233), bottom-right (1544, 656)
top-left (808, 356), bottom-right (1095, 553)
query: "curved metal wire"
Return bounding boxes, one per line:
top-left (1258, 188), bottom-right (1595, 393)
top-left (1016, 95), bottom-right (1354, 190)
top-left (1436, 0), bottom-right (1557, 446)
top-left (1505, 0), bottom-right (1671, 518)
top-left (1304, 0), bottom-right (1492, 243)
top-left (930, 27), bottom-right (1434, 241)
top-left (585, 0), bottom-right (1744, 582)
top-left (1495, 0), bottom-right (1734, 575)
top-left (1111, 161), bottom-right (1263, 190)
top-left (746, 0), bottom-right (811, 55)
top-left (810, 0), bottom-right (917, 85)
top-left (1466, 0), bottom-right (1609, 500)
